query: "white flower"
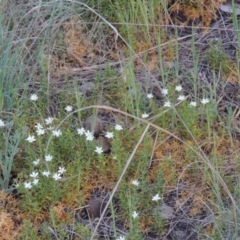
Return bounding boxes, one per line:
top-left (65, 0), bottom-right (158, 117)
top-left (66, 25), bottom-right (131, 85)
top-left (24, 182), bottom-right (32, 189)
top-left (175, 85), bottom-right (182, 92)
top-left (32, 179), bottom-right (39, 185)
top-left (177, 95), bottom-right (187, 101)
top-left (36, 128), bottom-right (45, 136)
top-left (85, 131), bottom-right (94, 141)
top-left (116, 236), bottom-right (125, 240)
top-left (45, 117), bottom-right (54, 125)
top-left (132, 211), bottom-right (139, 219)
top-left (131, 180), bottom-right (139, 186)
top-left (52, 129), bottom-right (62, 137)
top-left (45, 154), bottom-right (53, 162)
top-left (26, 135), bottom-right (36, 143)
top-left (42, 170), bottom-right (51, 177)
top-left (95, 146), bottom-right (103, 154)
top-left (162, 88), bottom-right (168, 95)
top-left (201, 98), bottom-right (210, 105)
top-left (30, 94), bottom-right (38, 101)
top-left (58, 166), bottom-right (66, 174)
top-left (152, 193), bottom-right (161, 201)
top-left (35, 123), bottom-right (45, 135)
top-left (65, 105), bottom-right (73, 112)
top-left (163, 101), bottom-right (171, 107)
top-left (33, 159), bottom-right (40, 166)
top-left (77, 127), bottom-right (86, 135)
top-left (0, 119), bottom-right (5, 127)
top-left (35, 123), bottom-right (43, 130)
top-left (53, 173), bottom-right (61, 181)
top-left (30, 172), bottom-right (39, 178)
top-left (105, 131), bottom-right (113, 139)
top-left (142, 113), bottom-right (149, 118)
top-left (115, 124), bottom-right (123, 131)
top-left (147, 93), bottom-right (154, 99)
top-left (189, 101), bottom-right (197, 107)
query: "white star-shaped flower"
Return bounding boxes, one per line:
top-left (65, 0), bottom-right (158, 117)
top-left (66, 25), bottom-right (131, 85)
top-left (30, 94), bottom-right (38, 101)
top-left (163, 101), bottom-right (171, 107)
top-left (24, 182), bottom-right (32, 189)
top-left (45, 117), bottom-right (54, 125)
top-left (175, 85), bottom-right (182, 92)
top-left (35, 123), bottom-right (43, 130)
top-left (95, 146), bottom-right (103, 154)
top-left (85, 131), bottom-right (94, 141)
top-left (35, 123), bottom-right (45, 135)
top-left (105, 131), bottom-right (113, 139)
top-left (26, 135), bottom-right (36, 143)
top-left (52, 129), bottom-right (62, 137)
top-left (177, 95), bottom-right (187, 101)
top-left (147, 93), bottom-right (154, 99)
top-left (33, 159), bottom-right (40, 166)
top-left (152, 193), bottom-right (161, 201)
top-left (36, 128), bottom-right (45, 136)
top-left (116, 236), bottom-right (125, 240)
top-left (58, 166), bottom-right (66, 174)
top-left (201, 98), bottom-right (210, 105)
top-left (131, 180), bottom-right (139, 186)
top-left (42, 170), bottom-right (51, 177)
top-left (142, 113), bottom-right (149, 118)
top-left (32, 178), bottom-right (39, 185)
top-left (132, 211), bottom-right (139, 219)
top-left (0, 119), bottom-right (5, 127)
top-left (53, 173), bottom-right (61, 181)
top-left (30, 172), bottom-right (39, 178)
top-left (115, 124), bottom-right (123, 131)
top-left (162, 88), bottom-right (168, 95)
top-left (45, 154), bottom-right (53, 162)
top-left (189, 101), bottom-right (197, 107)
top-left (77, 127), bottom-right (86, 135)
top-left (65, 105), bottom-right (73, 112)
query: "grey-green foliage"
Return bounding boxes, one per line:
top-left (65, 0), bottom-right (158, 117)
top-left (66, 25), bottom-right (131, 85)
top-left (0, 4), bottom-right (25, 111)
top-left (0, 0), bottom-right (105, 112)
top-left (0, 121), bottom-right (27, 192)
top-left (206, 40), bottom-right (231, 75)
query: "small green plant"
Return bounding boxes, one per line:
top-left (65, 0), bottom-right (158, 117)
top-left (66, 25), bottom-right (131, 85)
top-left (19, 219), bottom-right (39, 240)
top-left (206, 40), bottom-right (232, 75)
top-left (0, 120), bottom-right (27, 192)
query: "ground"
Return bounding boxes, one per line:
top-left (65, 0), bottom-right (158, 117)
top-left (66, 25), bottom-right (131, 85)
top-left (1, 0), bottom-right (240, 239)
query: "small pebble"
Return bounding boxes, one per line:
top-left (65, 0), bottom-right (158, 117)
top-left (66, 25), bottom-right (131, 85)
top-left (86, 198), bottom-right (107, 218)
top-left (80, 82), bottom-right (95, 94)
